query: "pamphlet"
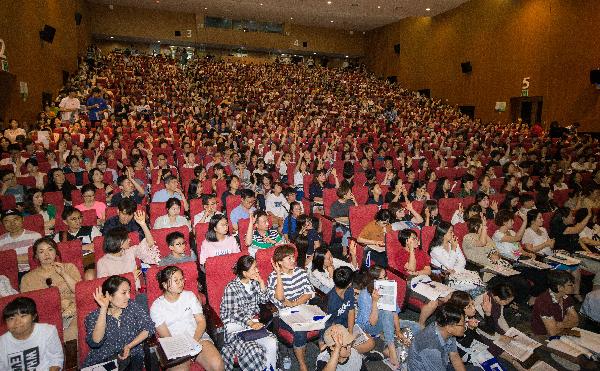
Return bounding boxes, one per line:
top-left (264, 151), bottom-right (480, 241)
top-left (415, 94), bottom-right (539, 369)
top-left (279, 304), bottom-right (331, 332)
top-left (158, 334), bottom-right (202, 360)
top-left (374, 279), bottom-right (397, 311)
top-left (482, 265), bottom-right (519, 277)
top-left (80, 360), bottom-right (118, 371)
top-left (518, 259), bottom-right (551, 270)
top-left (493, 327), bottom-right (540, 362)
top-left (410, 275), bottom-right (453, 301)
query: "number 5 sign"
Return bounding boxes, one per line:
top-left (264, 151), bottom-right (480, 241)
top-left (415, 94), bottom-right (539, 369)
top-left (522, 77), bottom-right (530, 90)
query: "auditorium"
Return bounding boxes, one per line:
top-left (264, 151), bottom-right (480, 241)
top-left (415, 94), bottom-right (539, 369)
top-left (0, 1), bottom-right (599, 370)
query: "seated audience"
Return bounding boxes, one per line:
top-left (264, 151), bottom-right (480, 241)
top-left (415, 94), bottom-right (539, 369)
top-left (153, 197), bottom-right (191, 231)
top-left (75, 183), bottom-right (107, 225)
top-left (229, 189), bottom-right (256, 232)
top-left (159, 231), bottom-right (197, 266)
top-left (0, 209), bottom-right (42, 274)
top-left (309, 247), bottom-right (357, 294)
top-left (531, 270), bottom-right (578, 336)
top-left (192, 193), bottom-right (222, 225)
top-left (246, 210), bottom-right (284, 257)
top-left (22, 187), bottom-right (57, 234)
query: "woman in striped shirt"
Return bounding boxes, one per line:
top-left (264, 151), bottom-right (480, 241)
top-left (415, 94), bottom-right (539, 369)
top-left (267, 245), bottom-right (314, 371)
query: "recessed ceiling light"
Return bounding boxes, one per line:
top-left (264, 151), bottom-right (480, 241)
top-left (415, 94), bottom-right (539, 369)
top-left (327, 1), bottom-right (332, 4)
top-left (426, 8), bottom-right (431, 11)
top-left (377, 5), bottom-right (381, 9)
top-left (157, 40), bottom-right (161, 43)
top-left (110, 36), bottom-right (114, 39)
top-left (313, 52), bottom-right (316, 55)
top-left (260, 3), bottom-right (263, 5)
top-left (290, 17), bottom-right (293, 20)
top-left (330, 20), bottom-right (334, 23)
top-left (204, 7), bottom-right (207, 10)
top-left (345, 55), bottom-right (349, 58)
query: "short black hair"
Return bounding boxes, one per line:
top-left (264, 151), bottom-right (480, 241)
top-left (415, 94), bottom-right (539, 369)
top-left (165, 197), bottom-right (182, 210)
top-left (233, 255), bottom-right (256, 278)
top-left (103, 227), bottom-right (129, 254)
top-left (166, 231), bottom-right (184, 246)
top-left (333, 266), bottom-right (354, 289)
top-left (101, 275), bottom-right (131, 296)
top-left (239, 188), bottom-right (255, 199)
top-left (547, 270), bottom-right (574, 292)
top-left (2, 297), bottom-right (38, 323)
top-left (117, 198), bottom-right (137, 215)
top-left (435, 303), bottom-right (464, 327)
top-left (61, 206), bottom-right (81, 221)
top-left (156, 265), bottom-right (183, 292)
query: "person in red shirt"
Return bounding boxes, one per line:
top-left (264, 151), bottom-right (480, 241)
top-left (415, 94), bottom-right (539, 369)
top-left (531, 270), bottom-right (578, 336)
top-left (530, 122), bottom-right (543, 137)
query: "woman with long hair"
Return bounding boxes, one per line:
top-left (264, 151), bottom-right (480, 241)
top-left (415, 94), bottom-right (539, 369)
top-left (44, 168), bottom-right (76, 203)
top-left (199, 214), bottom-right (240, 266)
top-left (22, 187), bottom-right (57, 234)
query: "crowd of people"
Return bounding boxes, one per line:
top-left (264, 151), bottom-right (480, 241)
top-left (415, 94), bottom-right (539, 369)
top-left (0, 49), bottom-right (599, 371)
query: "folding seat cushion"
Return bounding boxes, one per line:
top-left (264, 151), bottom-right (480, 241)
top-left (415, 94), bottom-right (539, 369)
top-left (438, 197), bottom-right (462, 222)
top-left (322, 188), bottom-right (337, 216)
top-left (194, 222), bottom-right (210, 258)
top-left (553, 189), bottom-right (571, 208)
top-left (149, 201), bottom-right (186, 226)
top-left (204, 252), bottom-right (245, 331)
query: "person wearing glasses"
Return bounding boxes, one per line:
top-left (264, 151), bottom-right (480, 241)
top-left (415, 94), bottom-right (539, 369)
top-left (20, 237), bottom-right (81, 341)
top-left (407, 303), bottom-right (471, 371)
top-left (150, 266), bottom-right (224, 371)
top-left (75, 183), bottom-right (107, 225)
top-left (199, 214), bottom-right (240, 266)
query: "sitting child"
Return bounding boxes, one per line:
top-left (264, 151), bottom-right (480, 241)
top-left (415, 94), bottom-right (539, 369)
top-left (159, 231), bottom-right (197, 266)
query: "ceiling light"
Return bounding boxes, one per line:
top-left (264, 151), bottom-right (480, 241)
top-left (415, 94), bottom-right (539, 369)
top-left (290, 17), bottom-right (293, 20)
top-left (330, 20), bottom-right (334, 23)
top-left (377, 5), bottom-right (381, 9)
top-left (110, 36), bottom-right (114, 39)
top-left (313, 52), bottom-right (316, 55)
top-left (345, 55), bottom-right (349, 58)
top-left (157, 40), bottom-right (161, 43)
top-left (260, 3), bottom-right (263, 5)
top-left (204, 7), bottom-right (207, 10)
top-left (327, 1), bottom-right (332, 4)
top-left (426, 8), bottom-right (431, 11)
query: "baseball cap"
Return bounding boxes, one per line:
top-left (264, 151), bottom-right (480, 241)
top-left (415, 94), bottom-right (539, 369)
top-left (1, 209), bottom-right (22, 220)
top-left (323, 324), bottom-right (356, 347)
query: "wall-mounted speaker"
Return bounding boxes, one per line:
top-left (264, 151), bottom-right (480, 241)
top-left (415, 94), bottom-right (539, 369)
top-left (75, 12), bottom-right (82, 25)
top-left (393, 44), bottom-right (400, 55)
top-left (590, 69), bottom-right (600, 84)
top-left (461, 61), bottom-right (472, 73)
top-left (174, 30), bottom-right (181, 36)
top-left (39, 25), bottom-right (56, 43)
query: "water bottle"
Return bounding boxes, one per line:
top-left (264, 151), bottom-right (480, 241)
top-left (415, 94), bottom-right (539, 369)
top-left (282, 356), bottom-right (292, 370)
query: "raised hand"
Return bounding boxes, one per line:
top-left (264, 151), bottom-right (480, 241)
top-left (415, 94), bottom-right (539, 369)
top-left (482, 293), bottom-right (492, 316)
top-left (93, 287), bottom-right (110, 309)
top-left (133, 210), bottom-right (146, 225)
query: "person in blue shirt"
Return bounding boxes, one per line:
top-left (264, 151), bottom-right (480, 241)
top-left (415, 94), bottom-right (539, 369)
top-left (324, 266), bottom-right (376, 355)
top-left (407, 303), bottom-right (473, 371)
top-left (229, 189), bottom-right (256, 233)
top-left (282, 201), bottom-right (302, 240)
top-left (151, 174), bottom-right (189, 211)
top-left (86, 88), bottom-right (108, 125)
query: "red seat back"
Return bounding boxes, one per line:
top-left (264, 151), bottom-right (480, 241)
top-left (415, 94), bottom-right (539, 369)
top-left (0, 194), bottom-right (16, 210)
top-left (151, 226), bottom-right (191, 258)
top-left (0, 250), bottom-right (18, 290)
top-left (238, 218), bottom-right (251, 253)
top-left (317, 214), bottom-right (334, 245)
top-left (255, 246), bottom-right (278, 283)
top-left (75, 273), bottom-right (136, 366)
top-left (453, 223), bottom-right (468, 249)
top-left (419, 226), bottom-right (436, 252)
top-left (190, 198), bottom-right (204, 221)
top-left (226, 195), bottom-right (242, 220)
top-left (43, 191), bottom-right (64, 207)
top-left (93, 232), bottom-right (141, 263)
top-left (352, 185), bottom-right (369, 205)
top-left (349, 205), bottom-right (378, 238)
top-left (194, 222), bottom-right (210, 258)
top-left (553, 189), bottom-right (571, 208)
top-left (439, 198), bottom-right (462, 222)
top-left (149, 201), bottom-right (186, 226)
top-left (146, 261), bottom-right (199, 305)
top-left (0, 214), bottom-right (45, 236)
top-left (323, 188), bottom-right (337, 216)
top-left (205, 252), bottom-right (245, 328)
top-left (0, 287), bottom-right (64, 341)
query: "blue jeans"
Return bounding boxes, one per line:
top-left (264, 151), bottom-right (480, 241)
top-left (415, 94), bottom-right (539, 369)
top-left (360, 309), bottom-right (397, 345)
top-left (336, 225), bottom-right (351, 247)
top-left (399, 319), bottom-right (421, 337)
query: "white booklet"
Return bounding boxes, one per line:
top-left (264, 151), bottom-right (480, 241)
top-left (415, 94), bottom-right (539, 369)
top-left (158, 334), bottom-right (202, 360)
top-left (279, 304), bottom-right (331, 332)
top-left (575, 251), bottom-right (600, 262)
top-left (546, 254), bottom-right (581, 266)
top-left (564, 328), bottom-right (600, 355)
top-left (80, 360), bottom-right (118, 371)
top-left (519, 259), bottom-right (552, 270)
top-left (374, 279), bottom-right (397, 311)
top-left (493, 327), bottom-right (541, 362)
top-left (410, 275), bottom-right (453, 301)
top-left (482, 264), bottom-right (519, 276)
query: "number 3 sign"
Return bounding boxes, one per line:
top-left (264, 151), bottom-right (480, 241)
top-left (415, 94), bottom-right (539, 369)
top-left (522, 77), bottom-right (530, 90)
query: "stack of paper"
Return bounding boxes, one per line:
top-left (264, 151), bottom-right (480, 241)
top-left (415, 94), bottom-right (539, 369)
top-left (493, 327), bottom-right (541, 362)
top-left (575, 251), bottom-right (600, 262)
top-left (374, 280), bottom-right (397, 311)
top-left (519, 259), bottom-right (552, 270)
top-left (547, 254), bottom-right (581, 266)
top-left (410, 276), bottom-right (453, 301)
top-left (482, 265), bottom-right (519, 276)
top-left (158, 334), bottom-right (202, 360)
top-left (279, 305), bottom-right (331, 332)
top-left (565, 328), bottom-right (600, 355)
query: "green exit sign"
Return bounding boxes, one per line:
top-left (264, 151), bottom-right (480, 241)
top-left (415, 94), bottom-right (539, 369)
top-left (521, 89), bottom-right (529, 97)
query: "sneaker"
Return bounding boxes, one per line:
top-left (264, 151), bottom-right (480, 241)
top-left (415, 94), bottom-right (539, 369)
top-left (365, 350), bottom-right (385, 362)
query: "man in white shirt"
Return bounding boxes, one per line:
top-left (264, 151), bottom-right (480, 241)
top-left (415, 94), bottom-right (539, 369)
top-left (58, 90), bottom-right (80, 122)
top-left (266, 182), bottom-right (288, 227)
top-left (0, 210), bottom-right (42, 272)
